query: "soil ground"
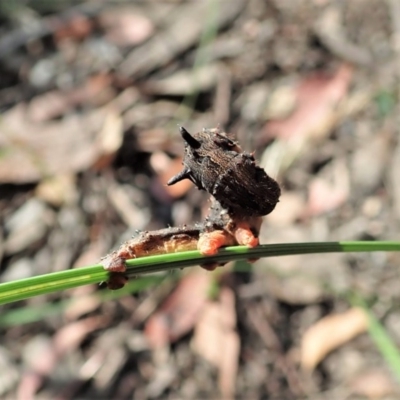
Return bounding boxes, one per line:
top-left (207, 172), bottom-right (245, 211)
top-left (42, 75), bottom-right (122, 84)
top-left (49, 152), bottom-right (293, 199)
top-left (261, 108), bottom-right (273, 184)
top-left (1, 1), bottom-right (400, 399)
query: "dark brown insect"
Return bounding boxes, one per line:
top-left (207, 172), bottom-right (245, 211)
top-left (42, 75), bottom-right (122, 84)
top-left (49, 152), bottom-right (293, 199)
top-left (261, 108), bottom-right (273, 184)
top-left (168, 126), bottom-right (281, 217)
top-left (101, 127), bottom-right (280, 289)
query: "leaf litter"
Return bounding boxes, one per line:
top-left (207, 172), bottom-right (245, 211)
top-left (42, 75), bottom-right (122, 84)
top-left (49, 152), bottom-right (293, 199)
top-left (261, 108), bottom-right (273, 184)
top-left (1, 0), bottom-right (400, 398)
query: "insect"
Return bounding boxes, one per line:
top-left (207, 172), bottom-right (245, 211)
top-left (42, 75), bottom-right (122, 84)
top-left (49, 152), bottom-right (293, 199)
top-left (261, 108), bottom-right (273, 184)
top-left (101, 126), bottom-right (280, 289)
top-left (168, 126), bottom-right (281, 217)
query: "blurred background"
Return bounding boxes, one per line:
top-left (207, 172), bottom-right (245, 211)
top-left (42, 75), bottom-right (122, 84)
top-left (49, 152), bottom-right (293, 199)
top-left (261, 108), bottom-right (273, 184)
top-left (1, 0), bottom-right (400, 398)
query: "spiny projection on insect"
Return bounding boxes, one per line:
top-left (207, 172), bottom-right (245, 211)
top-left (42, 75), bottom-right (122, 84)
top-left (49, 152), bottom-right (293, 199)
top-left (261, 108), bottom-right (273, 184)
top-left (168, 126), bottom-right (281, 217)
top-left (102, 126), bottom-right (281, 289)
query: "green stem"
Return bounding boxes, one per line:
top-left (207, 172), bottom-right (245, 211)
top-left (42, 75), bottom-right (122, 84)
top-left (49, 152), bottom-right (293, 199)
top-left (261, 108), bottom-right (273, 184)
top-left (0, 241), bottom-right (399, 305)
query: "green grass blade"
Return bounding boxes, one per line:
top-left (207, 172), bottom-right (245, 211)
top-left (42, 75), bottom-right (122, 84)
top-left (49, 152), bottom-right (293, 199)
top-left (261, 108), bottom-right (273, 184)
top-left (351, 295), bottom-right (400, 382)
top-left (0, 241), bottom-right (399, 306)
top-left (0, 275), bottom-right (166, 327)
top-left (366, 308), bottom-right (400, 381)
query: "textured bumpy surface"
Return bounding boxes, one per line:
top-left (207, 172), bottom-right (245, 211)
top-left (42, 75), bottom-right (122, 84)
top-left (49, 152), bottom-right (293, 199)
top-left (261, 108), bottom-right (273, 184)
top-left (102, 127), bottom-right (280, 289)
top-left (101, 198), bottom-right (262, 288)
top-left (168, 126), bottom-right (281, 217)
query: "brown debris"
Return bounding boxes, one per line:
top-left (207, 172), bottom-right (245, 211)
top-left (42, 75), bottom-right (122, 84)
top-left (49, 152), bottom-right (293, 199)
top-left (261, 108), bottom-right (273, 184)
top-left (301, 308), bottom-right (369, 371)
top-left (1, 0), bottom-right (400, 398)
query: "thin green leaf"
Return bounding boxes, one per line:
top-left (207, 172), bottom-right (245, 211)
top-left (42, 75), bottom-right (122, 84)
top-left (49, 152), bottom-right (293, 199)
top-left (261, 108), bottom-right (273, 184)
top-left (351, 296), bottom-right (400, 382)
top-left (0, 241), bottom-right (399, 306)
top-left (0, 275), bottom-right (166, 327)
top-left (366, 309), bottom-right (400, 381)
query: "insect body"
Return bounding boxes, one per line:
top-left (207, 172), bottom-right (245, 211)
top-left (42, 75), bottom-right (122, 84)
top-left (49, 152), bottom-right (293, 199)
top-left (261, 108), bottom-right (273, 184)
top-left (168, 127), bottom-right (281, 217)
top-left (101, 126), bottom-right (280, 289)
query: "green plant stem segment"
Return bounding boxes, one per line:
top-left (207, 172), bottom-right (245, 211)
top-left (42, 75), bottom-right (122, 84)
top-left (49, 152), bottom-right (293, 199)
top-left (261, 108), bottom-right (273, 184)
top-left (363, 305), bottom-right (400, 380)
top-left (0, 241), bottom-right (399, 306)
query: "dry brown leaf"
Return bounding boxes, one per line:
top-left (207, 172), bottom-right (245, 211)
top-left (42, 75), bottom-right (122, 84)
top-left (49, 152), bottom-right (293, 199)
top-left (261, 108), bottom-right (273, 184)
top-left (0, 104), bottom-right (105, 183)
top-left (267, 192), bottom-right (306, 227)
top-left (99, 9), bottom-right (154, 47)
top-left (106, 182), bottom-right (149, 228)
top-left (259, 65), bottom-right (353, 178)
top-left (142, 64), bottom-right (220, 95)
top-left (4, 198), bottom-right (52, 255)
top-left (27, 73), bottom-right (114, 122)
top-left (306, 159), bottom-right (350, 216)
top-left (35, 174), bottom-right (77, 206)
top-left (92, 108), bottom-right (123, 170)
top-left (17, 316), bottom-right (105, 399)
top-left (64, 294), bottom-right (101, 322)
top-left (145, 271), bottom-right (212, 349)
top-left (119, 0), bottom-right (245, 77)
top-left (264, 84), bottom-right (297, 120)
top-left (27, 91), bottom-right (70, 122)
top-left (307, 178), bottom-right (347, 216)
top-left (301, 307), bottom-right (368, 371)
top-left (18, 336), bottom-right (57, 399)
top-left (264, 64), bottom-right (353, 142)
top-left (22, 336), bottom-right (56, 376)
top-left (192, 302), bottom-right (222, 365)
top-left (54, 316), bottom-right (107, 354)
top-left (264, 274), bottom-right (326, 305)
top-left (350, 369), bottom-right (395, 399)
top-left (351, 131), bottom-right (391, 196)
top-left (192, 287), bottom-right (239, 400)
